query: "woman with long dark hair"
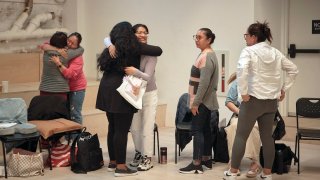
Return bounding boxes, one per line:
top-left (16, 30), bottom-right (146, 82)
top-left (96, 21), bottom-right (162, 177)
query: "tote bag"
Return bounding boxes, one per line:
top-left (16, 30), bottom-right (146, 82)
top-left (117, 75), bottom-right (147, 109)
top-left (70, 128), bottom-right (104, 174)
top-left (7, 148), bottom-right (44, 177)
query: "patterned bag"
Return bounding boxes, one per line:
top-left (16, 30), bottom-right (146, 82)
top-left (50, 143), bottom-right (71, 167)
top-left (7, 148), bottom-right (44, 177)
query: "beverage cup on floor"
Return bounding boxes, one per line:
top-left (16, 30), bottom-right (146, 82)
top-left (160, 147), bottom-right (167, 164)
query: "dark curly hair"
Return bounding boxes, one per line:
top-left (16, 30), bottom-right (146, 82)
top-left (247, 21), bottom-right (273, 43)
top-left (98, 21), bottom-right (140, 73)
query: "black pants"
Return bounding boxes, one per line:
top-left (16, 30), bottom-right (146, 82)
top-left (191, 104), bottom-right (213, 160)
top-left (107, 112), bottom-right (134, 164)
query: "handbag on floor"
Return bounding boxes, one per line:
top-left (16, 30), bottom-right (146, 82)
top-left (70, 128), bottom-right (104, 174)
top-left (117, 75), bottom-right (147, 109)
top-left (7, 148), bottom-right (44, 177)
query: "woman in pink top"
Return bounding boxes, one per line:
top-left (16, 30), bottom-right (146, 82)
top-left (50, 32), bottom-right (87, 125)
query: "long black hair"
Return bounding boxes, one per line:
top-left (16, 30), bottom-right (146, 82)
top-left (97, 21), bottom-right (140, 72)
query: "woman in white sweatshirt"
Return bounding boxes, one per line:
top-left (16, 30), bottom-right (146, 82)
top-left (224, 21), bottom-right (298, 180)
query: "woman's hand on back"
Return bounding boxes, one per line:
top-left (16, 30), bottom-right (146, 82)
top-left (108, 44), bottom-right (117, 58)
top-left (57, 48), bottom-right (68, 59)
top-left (124, 66), bottom-right (137, 75)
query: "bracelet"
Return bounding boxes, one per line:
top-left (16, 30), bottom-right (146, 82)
top-left (58, 64), bottom-right (62, 68)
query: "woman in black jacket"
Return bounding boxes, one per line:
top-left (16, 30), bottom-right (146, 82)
top-left (96, 21), bottom-right (162, 177)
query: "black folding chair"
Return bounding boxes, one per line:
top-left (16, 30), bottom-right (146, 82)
top-left (294, 98), bottom-right (320, 174)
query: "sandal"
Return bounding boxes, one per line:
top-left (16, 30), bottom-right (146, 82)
top-left (246, 165), bottom-right (260, 178)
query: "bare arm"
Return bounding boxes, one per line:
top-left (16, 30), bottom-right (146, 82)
top-left (226, 102), bottom-right (240, 115)
top-left (50, 55), bottom-right (66, 73)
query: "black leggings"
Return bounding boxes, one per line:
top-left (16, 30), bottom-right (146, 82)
top-left (107, 112), bottom-right (134, 164)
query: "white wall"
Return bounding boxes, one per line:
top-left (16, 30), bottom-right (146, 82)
top-left (254, 0), bottom-right (320, 115)
top-left (287, 0), bottom-right (320, 114)
top-left (75, 0), bottom-right (255, 127)
top-left (253, 0), bottom-right (289, 114)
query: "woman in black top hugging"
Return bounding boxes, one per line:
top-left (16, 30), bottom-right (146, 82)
top-left (96, 21), bottom-right (162, 177)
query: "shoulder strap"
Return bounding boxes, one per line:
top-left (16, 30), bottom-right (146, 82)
top-left (70, 127), bottom-right (86, 166)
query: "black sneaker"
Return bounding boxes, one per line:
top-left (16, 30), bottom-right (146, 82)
top-left (107, 163), bottom-right (116, 172)
top-left (129, 150), bottom-right (143, 167)
top-left (179, 162), bottom-right (203, 174)
top-left (201, 159), bottom-right (212, 170)
top-left (114, 167), bottom-right (138, 177)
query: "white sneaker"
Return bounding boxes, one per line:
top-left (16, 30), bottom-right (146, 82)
top-left (129, 151), bottom-right (143, 167)
top-left (256, 172), bottom-right (272, 180)
top-left (223, 169), bottom-right (238, 180)
top-left (137, 156), bottom-right (153, 171)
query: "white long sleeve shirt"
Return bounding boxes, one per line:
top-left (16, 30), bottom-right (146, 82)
top-left (237, 42), bottom-right (299, 99)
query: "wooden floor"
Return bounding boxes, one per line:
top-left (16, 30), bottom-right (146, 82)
top-left (4, 127), bottom-right (320, 180)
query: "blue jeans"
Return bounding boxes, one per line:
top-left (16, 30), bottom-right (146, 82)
top-left (69, 90), bottom-right (85, 124)
top-left (191, 103), bottom-right (213, 160)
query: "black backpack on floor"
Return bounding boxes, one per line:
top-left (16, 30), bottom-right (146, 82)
top-left (260, 143), bottom-right (298, 174)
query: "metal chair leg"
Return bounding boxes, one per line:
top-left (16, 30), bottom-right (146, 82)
top-left (156, 129), bottom-right (160, 163)
top-left (294, 134), bottom-right (298, 165)
top-left (175, 131), bottom-right (177, 164)
top-left (2, 141), bottom-right (7, 178)
top-left (153, 123), bottom-right (160, 163)
top-left (48, 141), bottom-right (53, 170)
top-left (153, 128), bottom-right (156, 156)
top-left (298, 138), bottom-right (300, 174)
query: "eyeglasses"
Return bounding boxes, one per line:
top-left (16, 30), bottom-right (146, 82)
top-left (243, 33), bottom-right (250, 38)
top-left (193, 35), bottom-right (201, 41)
top-left (135, 31), bottom-right (149, 36)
